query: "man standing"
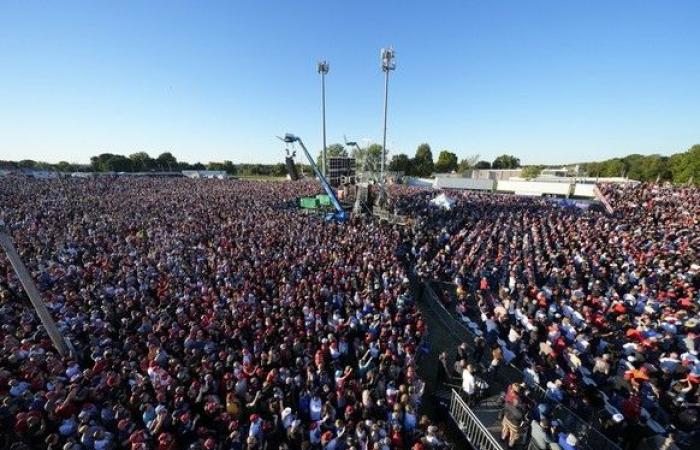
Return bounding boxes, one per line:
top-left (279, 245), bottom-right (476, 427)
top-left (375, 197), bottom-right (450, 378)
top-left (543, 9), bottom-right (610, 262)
top-left (501, 397), bottom-right (526, 449)
top-left (529, 417), bottom-right (554, 450)
top-left (462, 363), bottom-right (476, 405)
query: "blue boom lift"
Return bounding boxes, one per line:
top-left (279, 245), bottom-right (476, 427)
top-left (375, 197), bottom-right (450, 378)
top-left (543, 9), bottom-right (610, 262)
top-left (281, 133), bottom-right (347, 221)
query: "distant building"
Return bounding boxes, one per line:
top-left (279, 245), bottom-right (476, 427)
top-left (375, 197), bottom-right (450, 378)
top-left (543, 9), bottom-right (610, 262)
top-left (471, 166), bottom-right (578, 181)
top-left (181, 170), bottom-right (228, 179)
top-left (118, 171), bottom-right (183, 178)
top-left (18, 169), bottom-right (59, 179)
top-left (70, 172), bottom-right (93, 178)
top-left (432, 170), bottom-right (639, 199)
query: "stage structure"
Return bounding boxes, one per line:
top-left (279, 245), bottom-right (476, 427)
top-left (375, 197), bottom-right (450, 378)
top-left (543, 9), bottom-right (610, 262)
top-left (328, 157), bottom-right (356, 186)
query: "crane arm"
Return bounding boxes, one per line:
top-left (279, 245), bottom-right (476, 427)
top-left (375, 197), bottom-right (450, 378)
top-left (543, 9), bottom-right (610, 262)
top-left (285, 134), bottom-right (346, 220)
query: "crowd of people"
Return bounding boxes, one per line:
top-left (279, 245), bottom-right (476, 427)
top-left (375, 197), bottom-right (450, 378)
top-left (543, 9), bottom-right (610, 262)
top-left (391, 183), bottom-right (699, 449)
top-left (2, 175), bottom-right (698, 450)
top-left (0, 177), bottom-right (446, 450)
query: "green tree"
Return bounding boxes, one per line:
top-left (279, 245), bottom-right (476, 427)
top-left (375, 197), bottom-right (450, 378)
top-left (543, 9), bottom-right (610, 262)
top-left (253, 164), bottom-right (272, 176)
top-left (296, 163), bottom-right (311, 177)
top-left (474, 160), bottom-right (491, 169)
top-left (0, 161), bottom-right (18, 169)
top-left (388, 153), bottom-right (412, 174)
top-left (582, 162), bottom-right (603, 177)
top-left (352, 144), bottom-right (385, 174)
top-left (129, 152), bottom-right (156, 172)
top-left (641, 155), bottom-right (671, 182)
top-left (35, 161), bottom-right (55, 171)
top-left (107, 155), bottom-right (132, 172)
top-left (412, 143), bottom-right (434, 177)
top-left (521, 165), bottom-right (543, 180)
top-left (600, 158), bottom-right (625, 177)
top-left (156, 152), bottom-right (178, 171)
top-left (207, 160), bottom-right (238, 175)
top-left (18, 159), bottom-right (37, 169)
top-left (317, 143), bottom-right (347, 167)
top-left (625, 154), bottom-right (670, 182)
top-left (492, 154), bottom-right (521, 169)
top-left (90, 154), bottom-right (109, 171)
top-left (206, 162), bottom-right (225, 171)
top-left (435, 150), bottom-right (458, 173)
top-left (222, 160), bottom-right (237, 175)
top-left (177, 161), bottom-right (193, 171)
top-left (671, 144), bottom-right (700, 184)
top-left (621, 154), bottom-right (646, 180)
top-left (272, 163), bottom-right (287, 177)
top-left (55, 161), bottom-right (77, 172)
top-left (90, 153), bottom-right (132, 172)
top-left (457, 154), bottom-right (480, 173)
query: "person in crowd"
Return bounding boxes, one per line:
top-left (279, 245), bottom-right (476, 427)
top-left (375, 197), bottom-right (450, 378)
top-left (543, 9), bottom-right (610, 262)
top-left (461, 363), bottom-right (476, 405)
top-left (557, 433), bottom-right (579, 450)
top-left (436, 351), bottom-right (451, 385)
top-left (529, 416), bottom-right (554, 450)
top-left (501, 396), bottom-right (527, 449)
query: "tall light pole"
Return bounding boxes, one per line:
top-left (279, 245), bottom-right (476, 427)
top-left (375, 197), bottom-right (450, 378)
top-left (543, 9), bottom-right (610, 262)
top-left (380, 47), bottom-right (395, 198)
top-left (317, 60), bottom-right (329, 177)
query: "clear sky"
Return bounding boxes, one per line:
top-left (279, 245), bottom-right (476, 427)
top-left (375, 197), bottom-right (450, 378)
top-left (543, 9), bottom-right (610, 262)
top-left (1, 1), bottom-right (699, 165)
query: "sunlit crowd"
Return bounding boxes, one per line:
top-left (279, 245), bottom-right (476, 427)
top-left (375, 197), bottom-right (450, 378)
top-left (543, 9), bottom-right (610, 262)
top-left (392, 182), bottom-right (699, 449)
top-left (0, 177), bottom-right (438, 450)
top-left (1, 175), bottom-right (698, 450)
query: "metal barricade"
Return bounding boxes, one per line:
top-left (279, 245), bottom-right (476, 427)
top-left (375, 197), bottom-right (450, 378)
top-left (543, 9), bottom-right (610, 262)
top-left (449, 389), bottom-right (505, 450)
top-left (425, 281), bottom-right (623, 450)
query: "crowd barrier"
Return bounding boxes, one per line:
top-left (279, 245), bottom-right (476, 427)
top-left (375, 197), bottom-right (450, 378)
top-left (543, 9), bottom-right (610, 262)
top-left (449, 389), bottom-right (505, 450)
top-left (422, 281), bottom-right (623, 450)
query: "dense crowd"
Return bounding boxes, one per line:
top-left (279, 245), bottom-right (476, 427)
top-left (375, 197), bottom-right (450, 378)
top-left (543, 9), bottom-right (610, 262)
top-left (2, 175), bottom-right (698, 450)
top-left (0, 177), bottom-right (442, 450)
top-left (392, 183), bottom-right (699, 449)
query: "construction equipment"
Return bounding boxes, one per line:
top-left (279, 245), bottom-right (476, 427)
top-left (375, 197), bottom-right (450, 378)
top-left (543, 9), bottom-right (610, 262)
top-left (280, 133), bottom-right (347, 221)
top-left (284, 149), bottom-right (299, 180)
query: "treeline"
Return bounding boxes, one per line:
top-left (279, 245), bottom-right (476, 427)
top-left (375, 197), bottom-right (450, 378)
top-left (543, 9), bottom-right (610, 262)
top-left (3, 143), bottom-right (698, 184)
top-left (0, 151), bottom-right (311, 178)
top-left (385, 142), bottom-right (700, 184)
top-left (321, 141), bottom-right (520, 178)
top-left (578, 144), bottom-right (700, 184)
top-left (386, 143), bottom-right (519, 177)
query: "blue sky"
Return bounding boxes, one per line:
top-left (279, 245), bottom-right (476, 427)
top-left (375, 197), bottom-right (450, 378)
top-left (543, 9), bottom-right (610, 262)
top-left (1, 1), bottom-right (699, 165)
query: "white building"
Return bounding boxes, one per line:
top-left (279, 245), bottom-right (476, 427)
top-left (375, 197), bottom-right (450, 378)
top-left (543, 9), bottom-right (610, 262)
top-left (181, 170), bottom-right (228, 179)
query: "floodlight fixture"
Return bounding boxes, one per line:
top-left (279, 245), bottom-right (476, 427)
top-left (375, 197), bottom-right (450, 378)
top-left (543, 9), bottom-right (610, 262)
top-left (317, 60), bottom-right (329, 74)
top-left (381, 47), bottom-right (396, 72)
top-left (317, 60), bottom-right (330, 176)
top-left (379, 46), bottom-right (396, 202)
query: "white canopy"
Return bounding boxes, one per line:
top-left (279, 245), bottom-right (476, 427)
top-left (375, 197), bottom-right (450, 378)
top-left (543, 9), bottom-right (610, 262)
top-left (429, 193), bottom-right (456, 210)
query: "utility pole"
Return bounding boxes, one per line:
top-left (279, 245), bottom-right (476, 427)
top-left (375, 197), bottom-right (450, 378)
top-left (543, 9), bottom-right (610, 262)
top-left (0, 223), bottom-right (69, 357)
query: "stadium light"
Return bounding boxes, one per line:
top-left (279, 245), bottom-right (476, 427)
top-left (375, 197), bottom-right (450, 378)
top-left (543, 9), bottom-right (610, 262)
top-left (317, 60), bottom-right (330, 177)
top-left (379, 47), bottom-right (395, 201)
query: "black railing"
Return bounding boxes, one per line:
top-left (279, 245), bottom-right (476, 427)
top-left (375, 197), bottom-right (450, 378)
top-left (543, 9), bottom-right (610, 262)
top-left (422, 281), bottom-right (623, 450)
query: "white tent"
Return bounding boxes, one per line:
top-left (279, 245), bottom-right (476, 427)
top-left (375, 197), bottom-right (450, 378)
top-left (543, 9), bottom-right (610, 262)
top-left (429, 193), bottom-right (456, 210)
